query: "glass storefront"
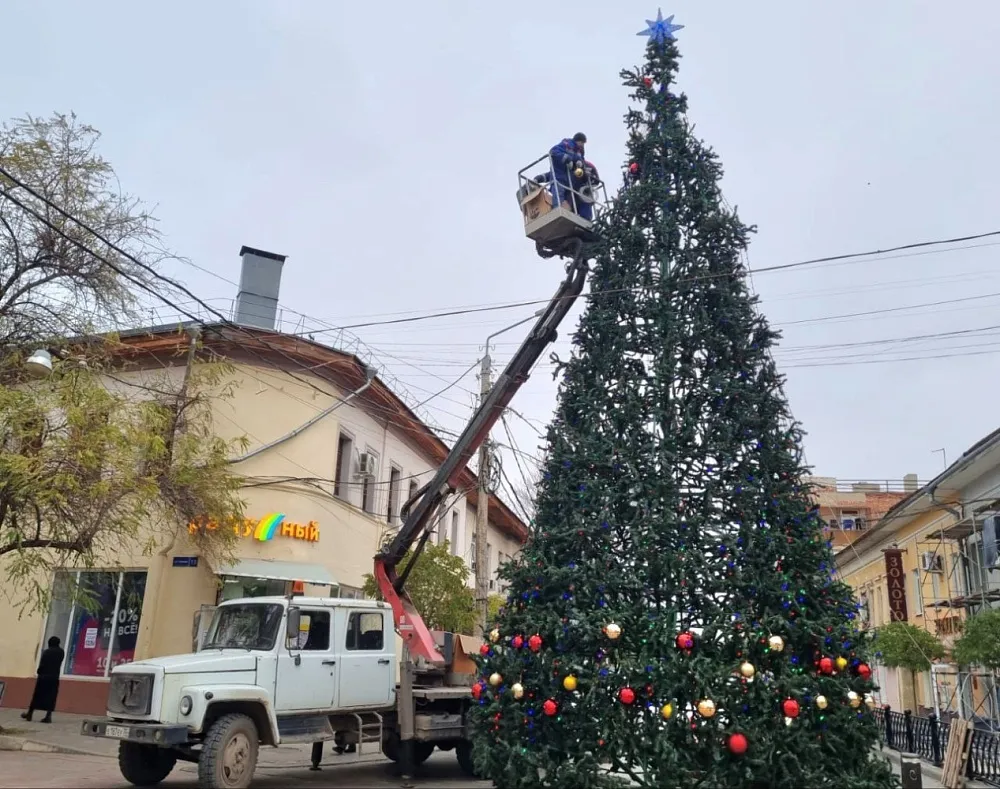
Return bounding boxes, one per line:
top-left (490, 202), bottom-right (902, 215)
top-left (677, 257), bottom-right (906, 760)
top-left (41, 570), bottom-right (148, 678)
top-left (218, 576), bottom-right (289, 602)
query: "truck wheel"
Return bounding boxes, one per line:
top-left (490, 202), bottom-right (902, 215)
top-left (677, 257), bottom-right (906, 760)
top-left (118, 742), bottom-right (177, 786)
top-left (456, 741), bottom-right (479, 777)
top-left (382, 732), bottom-right (434, 765)
top-left (198, 713), bottom-right (259, 789)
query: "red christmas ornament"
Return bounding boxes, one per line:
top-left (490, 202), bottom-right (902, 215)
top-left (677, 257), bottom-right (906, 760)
top-left (643, 77), bottom-right (653, 87)
top-left (511, 635), bottom-right (524, 649)
top-left (480, 644), bottom-right (490, 656)
top-left (542, 699), bottom-right (558, 716)
top-left (472, 682), bottom-right (483, 700)
top-left (629, 162), bottom-right (640, 174)
top-left (528, 634), bottom-right (543, 652)
top-left (728, 733), bottom-right (749, 755)
top-left (619, 687), bottom-right (636, 705)
top-left (782, 698), bottom-right (800, 718)
top-left (857, 663), bottom-right (872, 681)
top-left (819, 657), bottom-right (834, 675)
top-left (676, 631), bottom-right (695, 650)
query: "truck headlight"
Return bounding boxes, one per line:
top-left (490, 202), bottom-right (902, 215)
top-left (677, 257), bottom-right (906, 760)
top-left (180, 695), bottom-right (193, 716)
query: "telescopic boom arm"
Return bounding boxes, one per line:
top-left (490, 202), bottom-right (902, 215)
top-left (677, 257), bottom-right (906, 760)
top-left (372, 240), bottom-right (591, 666)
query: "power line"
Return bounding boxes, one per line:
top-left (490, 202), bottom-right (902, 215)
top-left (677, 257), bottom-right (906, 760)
top-left (268, 231), bottom-right (1000, 335)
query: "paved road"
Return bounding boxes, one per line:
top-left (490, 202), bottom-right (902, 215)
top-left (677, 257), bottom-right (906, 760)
top-left (0, 749), bottom-right (487, 788)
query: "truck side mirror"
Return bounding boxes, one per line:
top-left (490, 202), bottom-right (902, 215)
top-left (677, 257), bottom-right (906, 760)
top-left (286, 607), bottom-right (301, 642)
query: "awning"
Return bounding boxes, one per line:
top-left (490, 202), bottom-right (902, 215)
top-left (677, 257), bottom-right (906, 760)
top-left (213, 558), bottom-right (337, 586)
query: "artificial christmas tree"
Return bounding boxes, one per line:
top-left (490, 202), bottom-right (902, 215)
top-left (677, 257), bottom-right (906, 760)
top-left (469, 11), bottom-right (897, 789)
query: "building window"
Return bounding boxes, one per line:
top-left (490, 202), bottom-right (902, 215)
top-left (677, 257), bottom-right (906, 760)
top-left (451, 511), bottom-right (460, 555)
top-left (387, 466), bottom-right (402, 524)
top-left (41, 570), bottom-right (148, 678)
top-left (913, 569), bottom-right (924, 616)
top-left (487, 541), bottom-right (493, 579)
top-left (334, 433), bottom-right (354, 499)
top-left (471, 533), bottom-right (477, 571)
top-left (346, 612), bottom-right (384, 650)
top-left (361, 449), bottom-right (379, 514)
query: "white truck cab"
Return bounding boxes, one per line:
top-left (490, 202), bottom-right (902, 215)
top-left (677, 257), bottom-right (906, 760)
top-left (82, 596), bottom-right (398, 788)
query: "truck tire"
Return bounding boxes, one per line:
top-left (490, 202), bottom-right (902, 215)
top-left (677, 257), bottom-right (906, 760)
top-left (382, 732), bottom-right (434, 765)
top-left (118, 741), bottom-right (177, 786)
top-left (197, 713), bottom-right (259, 789)
top-left (456, 741), bottom-right (479, 778)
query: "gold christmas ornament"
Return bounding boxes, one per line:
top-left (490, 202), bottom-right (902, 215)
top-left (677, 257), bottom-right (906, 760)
top-left (848, 691), bottom-right (861, 708)
top-left (864, 693), bottom-right (876, 709)
top-left (739, 662), bottom-right (756, 679)
top-left (574, 167), bottom-right (585, 178)
top-left (563, 675), bottom-right (578, 692)
top-left (815, 695), bottom-right (829, 710)
top-left (661, 702), bottom-right (674, 720)
top-left (697, 699), bottom-right (716, 718)
top-left (489, 628), bottom-right (500, 644)
top-left (489, 672), bottom-right (503, 687)
top-left (768, 635), bottom-right (785, 652)
top-left (835, 656), bottom-right (848, 672)
top-left (604, 623), bottom-right (622, 640)
top-left (511, 683), bottom-right (524, 699)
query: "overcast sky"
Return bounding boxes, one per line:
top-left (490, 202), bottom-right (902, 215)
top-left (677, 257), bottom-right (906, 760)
top-left (5, 0), bottom-right (1000, 501)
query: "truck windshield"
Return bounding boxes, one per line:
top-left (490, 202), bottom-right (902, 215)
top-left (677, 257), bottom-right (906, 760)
top-left (203, 603), bottom-right (284, 651)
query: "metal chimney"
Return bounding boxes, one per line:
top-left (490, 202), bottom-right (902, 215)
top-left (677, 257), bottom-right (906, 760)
top-left (234, 246), bottom-right (286, 330)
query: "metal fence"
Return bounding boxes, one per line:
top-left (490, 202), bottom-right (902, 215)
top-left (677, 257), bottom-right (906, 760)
top-left (875, 706), bottom-right (1000, 786)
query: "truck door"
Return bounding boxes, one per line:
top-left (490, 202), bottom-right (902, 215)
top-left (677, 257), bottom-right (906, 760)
top-left (275, 608), bottom-right (338, 712)
top-left (338, 609), bottom-right (394, 709)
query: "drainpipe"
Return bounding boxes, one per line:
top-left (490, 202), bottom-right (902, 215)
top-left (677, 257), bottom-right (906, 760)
top-left (229, 363), bottom-right (377, 464)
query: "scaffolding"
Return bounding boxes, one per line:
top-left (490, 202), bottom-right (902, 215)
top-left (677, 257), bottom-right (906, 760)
top-left (920, 509), bottom-right (1000, 729)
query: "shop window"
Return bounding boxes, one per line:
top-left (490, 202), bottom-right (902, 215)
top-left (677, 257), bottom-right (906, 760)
top-left (346, 612), bottom-right (384, 650)
top-left (219, 576), bottom-right (287, 602)
top-left (41, 569), bottom-right (149, 678)
top-left (288, 610), bottom-right (331, 651)
top-left (333, 584), bottom-right (364, 600)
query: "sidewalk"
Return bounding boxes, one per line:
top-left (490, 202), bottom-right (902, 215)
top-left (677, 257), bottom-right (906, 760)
top-left (881, 745), bottom-right (991, 789)
top-left (0, 707), bottom-right (387, 769)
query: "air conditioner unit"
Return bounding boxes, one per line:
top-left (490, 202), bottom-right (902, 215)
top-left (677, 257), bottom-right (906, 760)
top-left (356, 452), bottom-right (376, 478)
top-left (920, 552), bottom-right (944, 573)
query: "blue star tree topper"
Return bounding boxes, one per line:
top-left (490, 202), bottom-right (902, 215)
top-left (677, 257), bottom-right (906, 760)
top-left (638, 9), bottom-right (684, 44)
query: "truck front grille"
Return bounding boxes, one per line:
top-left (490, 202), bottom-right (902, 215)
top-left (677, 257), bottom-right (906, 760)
top-left (107, 673), bottom-right (154, 716)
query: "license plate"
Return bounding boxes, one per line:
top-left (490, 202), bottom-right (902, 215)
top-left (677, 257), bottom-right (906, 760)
top-left (105, 725), bottom-right (130, 738)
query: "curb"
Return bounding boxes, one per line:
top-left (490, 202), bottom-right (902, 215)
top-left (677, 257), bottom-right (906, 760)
top-left (0, 733), bottom-right (114, 758)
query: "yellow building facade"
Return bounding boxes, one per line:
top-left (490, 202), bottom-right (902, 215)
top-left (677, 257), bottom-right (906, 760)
top-left (0, 322), bottom-right (528, 714)
top-left (835, 427), bottom-right (1000, 719)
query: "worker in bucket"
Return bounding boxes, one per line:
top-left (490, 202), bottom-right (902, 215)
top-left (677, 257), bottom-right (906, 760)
top-left (546, 132), bottom-right (597, 220)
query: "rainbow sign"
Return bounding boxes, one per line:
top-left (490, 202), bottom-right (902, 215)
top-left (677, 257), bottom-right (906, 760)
top-left (253, 513), bottom-right (286, 542)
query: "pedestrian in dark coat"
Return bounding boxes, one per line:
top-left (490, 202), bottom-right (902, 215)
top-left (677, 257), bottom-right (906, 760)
top-left (21, 636), bottom-right (65, 723)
